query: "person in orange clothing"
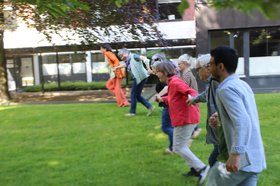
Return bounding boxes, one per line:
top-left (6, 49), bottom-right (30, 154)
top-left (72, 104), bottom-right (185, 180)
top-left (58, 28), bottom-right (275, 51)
top-left (101, 44), bottom-right (129, 107)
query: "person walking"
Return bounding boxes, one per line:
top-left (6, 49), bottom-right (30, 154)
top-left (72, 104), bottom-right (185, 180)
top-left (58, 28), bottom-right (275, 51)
top-left (187, 54), bottom-right (220, 167)
top-left (100, 44), bottom-right (129, 107)
top-left (155, 62), bottom-right (209, 186)
top-left (206, 46), bottom-right (266, 186)
top-left (151, 53), bottom-right (173, 154)
top-left (115, 48), bottom-right (155, 116)
top-left (177, 54), bottom-right (202, 139)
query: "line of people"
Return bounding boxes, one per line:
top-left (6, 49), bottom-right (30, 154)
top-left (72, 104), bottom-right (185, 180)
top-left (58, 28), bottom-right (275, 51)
top-left (101, 44), bottom-right (266, 186)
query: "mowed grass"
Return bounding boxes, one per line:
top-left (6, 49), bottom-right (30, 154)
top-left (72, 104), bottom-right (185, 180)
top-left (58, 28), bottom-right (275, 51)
top-left (0, 93), bottom-right (279, 186)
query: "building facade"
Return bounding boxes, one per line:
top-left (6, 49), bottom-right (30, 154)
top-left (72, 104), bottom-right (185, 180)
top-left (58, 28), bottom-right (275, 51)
top-left (195, 1), bottom-right (280, 92)
top-left (4, 0), bottom-right (197, 91)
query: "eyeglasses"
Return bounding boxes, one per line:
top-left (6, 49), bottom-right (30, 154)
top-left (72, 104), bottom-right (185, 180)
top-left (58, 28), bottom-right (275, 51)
top-left (196, 67), bottom-right (202, 72)
top-left (208, 61), bottom-right (216, 66)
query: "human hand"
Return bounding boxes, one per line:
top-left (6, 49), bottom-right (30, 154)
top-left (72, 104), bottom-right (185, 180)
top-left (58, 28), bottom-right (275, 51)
top-left (226, 154), bottom-right (240, 172)
top-left (209, 112), bottom-right (219, 128)
top-left (187, 94), bottom-right (195, 105)
top-left (155, 95), bottom-right (163, 103)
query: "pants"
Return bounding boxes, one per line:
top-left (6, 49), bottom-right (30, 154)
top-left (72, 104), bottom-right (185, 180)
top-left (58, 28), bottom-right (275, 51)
top-left (173, 124), bottom-right (205, 171)
top-left (130, 78), bottom-right (151, 114)
top-left (106, 77), bottom-right (129, 107)
top-left (206, 162), bottom-right (259, 186)
top-left (209, 144), bottom-right (219, 167)
top-left (161, 106), bottom-right (173, 150)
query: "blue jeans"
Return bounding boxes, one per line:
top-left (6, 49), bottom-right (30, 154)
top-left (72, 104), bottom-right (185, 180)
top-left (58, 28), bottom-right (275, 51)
top-left (161, 106), bottom-right (173, 151)
top-left (130, 78), bottom-right (151, 114)
top-left (206, 162), bottom-right (260, 186)
top-left (209, 144), bottom-right (219, 167)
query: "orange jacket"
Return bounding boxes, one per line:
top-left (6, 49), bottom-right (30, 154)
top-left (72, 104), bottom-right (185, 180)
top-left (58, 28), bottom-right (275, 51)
top-left (105, 51), bottom-right (125, 79)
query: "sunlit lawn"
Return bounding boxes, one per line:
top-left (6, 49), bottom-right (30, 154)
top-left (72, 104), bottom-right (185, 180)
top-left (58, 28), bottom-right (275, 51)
top-left (0, 93), bottom-right (279, 186)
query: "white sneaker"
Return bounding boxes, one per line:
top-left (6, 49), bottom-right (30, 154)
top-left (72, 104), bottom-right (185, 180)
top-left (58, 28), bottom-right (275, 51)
top-left (146, 106), bottom-right (155, 116)
top-left (198, 165), bottom-right (210, 186)
top-left (164, 148), bottom-right (173, 154)
top-left (125, 113), bottom-right (135, 117)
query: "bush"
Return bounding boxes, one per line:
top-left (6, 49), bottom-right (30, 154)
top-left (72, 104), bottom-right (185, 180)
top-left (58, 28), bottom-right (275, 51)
top-left (23, 81), bottom-right (109, 92)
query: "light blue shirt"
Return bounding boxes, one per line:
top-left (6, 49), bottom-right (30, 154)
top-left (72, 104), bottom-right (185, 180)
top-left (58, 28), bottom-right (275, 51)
top-left (216, 74), bottom-right (266, 173)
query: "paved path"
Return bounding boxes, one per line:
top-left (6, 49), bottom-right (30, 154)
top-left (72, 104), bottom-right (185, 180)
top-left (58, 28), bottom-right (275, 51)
top-left (10, 86), bottom-right (157, 105)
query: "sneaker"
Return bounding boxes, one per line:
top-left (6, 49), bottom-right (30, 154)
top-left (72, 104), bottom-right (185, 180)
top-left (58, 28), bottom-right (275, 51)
top-left (197, 166), bottom-right (210, 186)
top-left (164, 148), bottom-right (173, 154)
top-left (147, 106), bottom-right (155, 116)
top-left (125, 113), bottom-right (135, 117)
top-left (192, 128), bottom-right (202, 139)
top-left (183, 167), bottom-right (200, 177)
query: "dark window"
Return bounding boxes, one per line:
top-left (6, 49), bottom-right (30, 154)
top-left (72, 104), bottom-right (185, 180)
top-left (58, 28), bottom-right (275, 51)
top-left (250, 28), bottom-right (280, 57)
top-left (71, 53), bottom-right (87, 63)
top-left (42, 55), bottom-right (56, 64)
top-left (91, 53), bottom-right (105, 62)
top-left (209, 30), bottom-right (230, 50)
top-left (158, 2), bottom-right (182, 20)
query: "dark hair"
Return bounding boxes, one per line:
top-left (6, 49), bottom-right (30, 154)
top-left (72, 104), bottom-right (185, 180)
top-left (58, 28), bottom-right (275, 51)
top-left (210, 46), bottom-right (238, 73)
top-left (100, 43), bottom-right (112, 52)
top-left (155, 61), bottom-right (175, 77)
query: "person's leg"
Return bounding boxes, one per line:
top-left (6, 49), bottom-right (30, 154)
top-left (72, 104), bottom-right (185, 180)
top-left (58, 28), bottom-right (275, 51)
top-left (115, 78), bottom-right (129, 107)
top-left (106, 78), bottom-right (115, 94)
top-left (135, 78), bottom-right (152, 109)
top-left (129, 79), bottom-right (137, 114)
top-left (237, 173), bottom-right (259, 186)
top-left (206, 162), bottom-right (259, 186)
top-left (161, 107), bottom-right (173, 151)
top-left (208, 144), bottom-right (219, 167)
top-left (173, 124), bottom-right (205, 171)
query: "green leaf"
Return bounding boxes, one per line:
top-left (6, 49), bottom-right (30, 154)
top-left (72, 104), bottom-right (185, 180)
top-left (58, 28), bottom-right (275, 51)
top-left (178, 0), bottom-right (189, 16)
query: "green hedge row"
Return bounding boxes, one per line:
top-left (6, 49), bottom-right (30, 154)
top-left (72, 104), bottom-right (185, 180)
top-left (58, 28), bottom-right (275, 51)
top-left (23, 81), bottom-right (112, 92)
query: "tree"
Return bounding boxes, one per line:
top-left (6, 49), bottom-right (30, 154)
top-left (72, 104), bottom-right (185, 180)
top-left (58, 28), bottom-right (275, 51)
top-left (0, 0), bottom-right (162, 103)
top-left (178, 0), bottom-right (280, 20)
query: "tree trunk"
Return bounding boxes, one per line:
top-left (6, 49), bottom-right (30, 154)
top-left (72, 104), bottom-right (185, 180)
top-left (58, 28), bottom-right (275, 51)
top-left (0, 2), bottom-right (11, 104)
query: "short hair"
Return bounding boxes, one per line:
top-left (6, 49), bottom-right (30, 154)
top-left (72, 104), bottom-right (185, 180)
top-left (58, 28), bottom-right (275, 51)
top-left (151, 53), bottom-right (167, 69)
top-left (118, 48), bottom-right (130, 58)
top-left (197, 54), bottom-right (211, 67)
top-left (210, 46), bottom-right (238, 73)
top-left (178, 54), bottom-right (195, 68)
top-left (151, 53), bottom-right (166, 64)
top-left (100, 43), bottom-right (112, 52)
top-left (155, 61), bottom-right (175, 77)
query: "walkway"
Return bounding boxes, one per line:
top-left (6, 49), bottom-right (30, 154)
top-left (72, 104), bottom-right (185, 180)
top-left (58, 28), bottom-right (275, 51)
top-left (10, 86), bottom-right (157, 104)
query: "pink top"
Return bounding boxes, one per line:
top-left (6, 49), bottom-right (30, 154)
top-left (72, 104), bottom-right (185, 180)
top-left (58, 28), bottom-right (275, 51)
top-left (162, 75), bottom-right (200, 127)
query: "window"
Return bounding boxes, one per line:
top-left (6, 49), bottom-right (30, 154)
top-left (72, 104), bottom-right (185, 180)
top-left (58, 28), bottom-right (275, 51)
top-left (249, 27), bottom-right (280, 76)
top-left (250, 28), bottom-right (280, 57)
top-left (158, 0), bottom-right (182, 20)
top-left (209, 30), bottom-right (230, 50)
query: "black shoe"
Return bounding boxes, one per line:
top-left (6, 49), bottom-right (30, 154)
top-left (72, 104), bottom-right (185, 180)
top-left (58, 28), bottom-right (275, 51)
top-left (183, 167), bottom-right (200, 177)
top-left (197, 166), bottom-right (210, 186)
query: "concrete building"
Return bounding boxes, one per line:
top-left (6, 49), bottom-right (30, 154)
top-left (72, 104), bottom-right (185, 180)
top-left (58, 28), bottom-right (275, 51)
top-left (195, 1), bottom-right (280, 92)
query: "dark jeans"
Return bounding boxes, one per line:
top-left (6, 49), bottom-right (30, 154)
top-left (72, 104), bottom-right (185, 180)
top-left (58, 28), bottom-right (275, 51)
top-left (130, 78), bottom-right (151, 114)
top-left (161, 106), bottom-right (173, 151)
top-left (209, 144), bottom-right (219, 167)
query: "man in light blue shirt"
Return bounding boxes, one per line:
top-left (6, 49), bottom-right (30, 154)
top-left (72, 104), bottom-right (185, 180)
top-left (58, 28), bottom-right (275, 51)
top-left (206, 46), bottom-right (266, 186)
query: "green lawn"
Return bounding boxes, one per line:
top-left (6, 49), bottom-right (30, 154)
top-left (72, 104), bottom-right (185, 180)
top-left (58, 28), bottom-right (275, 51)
top-left (0, 93), bottom-right (279, 186)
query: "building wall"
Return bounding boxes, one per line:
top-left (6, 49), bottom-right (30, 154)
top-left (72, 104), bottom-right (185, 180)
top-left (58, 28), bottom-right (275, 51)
top-left (195, 3), bottom-right (280, 93)
top-left (195, 4), bottom-right (280, 53)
